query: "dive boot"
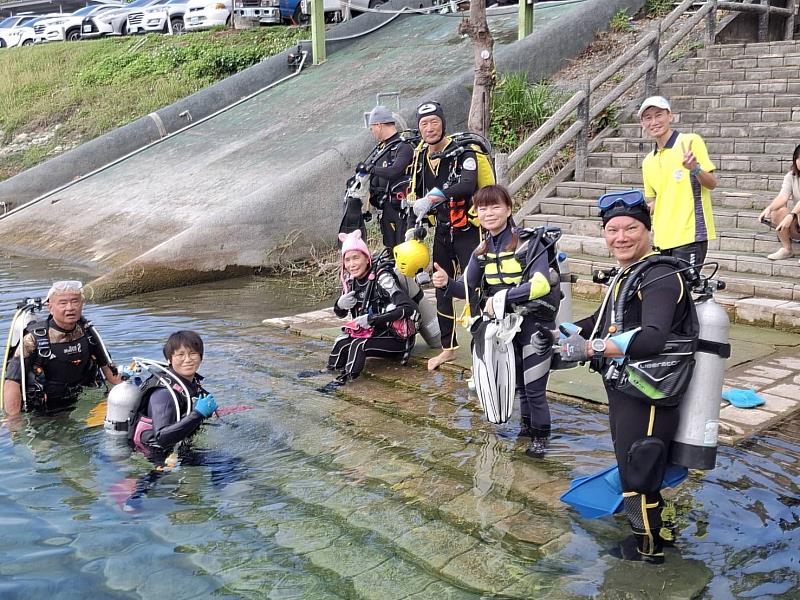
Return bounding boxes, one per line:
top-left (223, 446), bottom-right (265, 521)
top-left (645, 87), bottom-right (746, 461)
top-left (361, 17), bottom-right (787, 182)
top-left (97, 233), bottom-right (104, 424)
top-left (525, 436), bottom-right (548, 458)
top-left (608, 534), bottom-right (665, 565)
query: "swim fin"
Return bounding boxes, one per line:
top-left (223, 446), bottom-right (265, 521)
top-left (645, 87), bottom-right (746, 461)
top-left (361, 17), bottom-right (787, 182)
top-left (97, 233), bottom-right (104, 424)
top-left (560, 463), bottom-right (689, 519)
top-left (471, 314), bottom-right (522, 424)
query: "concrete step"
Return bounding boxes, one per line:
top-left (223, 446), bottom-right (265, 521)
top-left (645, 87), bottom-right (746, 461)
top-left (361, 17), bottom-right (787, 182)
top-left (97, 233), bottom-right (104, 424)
top-left (669, 92), bottom-right (799, 112)
top-left (697, 40), bottom-right (800, 58)
top-left (671, 106), bottom-right (800, 125)
top-left (537, 198), bottom-right (774, 235)
top-left (683, 52), bottom-right (800, 72)
top-left (671, 65), bottom-right (800, 83)
top-left (601, 135), bottom-right (797, 156)
top-left (587, 150), bottom-right (791, 175)
top-left (660, 77), bottom-right (800, 97)
top-left (617, 120), bottom-right (800, 140)
top-left (553, 247), bottom-right (800, 308)
top-left (581, 166), bottom-right (786, 192)
top-left (554, 181), bottom-right (773, 210)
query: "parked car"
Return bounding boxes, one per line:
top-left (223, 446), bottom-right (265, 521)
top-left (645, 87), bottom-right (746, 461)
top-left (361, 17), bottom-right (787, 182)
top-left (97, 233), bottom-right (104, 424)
top-left (0, 14), bottom-right (61, 47)
top-left (81, 0), bottom-right (170, 37)
top-left (34, 3), bottom-right (123, 43)
top-left (183, 0), bottom-right (231, 31)
top-left (232, 0), bottom-right (281, 26)
top-left (0, 13), bottom-right (43, 47)
top-left (280, 0), bottom-right (340, 24)
top-left (128, 0), bottom-right (188, 34)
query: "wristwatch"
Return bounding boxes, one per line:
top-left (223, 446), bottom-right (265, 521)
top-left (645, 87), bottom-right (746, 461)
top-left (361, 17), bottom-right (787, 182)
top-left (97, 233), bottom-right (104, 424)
top-left (590, 338), bottom-right (607, 359)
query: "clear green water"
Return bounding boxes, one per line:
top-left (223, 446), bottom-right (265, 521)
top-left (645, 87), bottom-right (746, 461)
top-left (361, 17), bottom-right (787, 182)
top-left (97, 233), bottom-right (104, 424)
top-left (0, 259), bottom-right (798, 599)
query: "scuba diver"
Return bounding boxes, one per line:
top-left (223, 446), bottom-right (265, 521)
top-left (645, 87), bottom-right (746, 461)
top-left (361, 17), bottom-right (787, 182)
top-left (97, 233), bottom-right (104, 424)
top-left (326, 230), bottom-right (419, 386)
top-left (338, 106), bottom-right (415, 248)
top-left (1, 280), bottom-right (122, 416)
top-left (431, 185), bottom-right (561, 457)
top-left (533, 190), bottom-right (700, 564)
top-left (359, 105), bottom-right (415, 251)
top-left (407, 100), bottom-right (481, 371)
top-left (103, 331), bottom-right (220, 511)
top-left (121, 331), bottom-right (217, 457)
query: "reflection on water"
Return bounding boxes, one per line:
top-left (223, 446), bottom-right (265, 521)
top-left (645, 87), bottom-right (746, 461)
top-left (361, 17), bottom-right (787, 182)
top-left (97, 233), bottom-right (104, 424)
top-left (0, 259), bottom-right (798, 599)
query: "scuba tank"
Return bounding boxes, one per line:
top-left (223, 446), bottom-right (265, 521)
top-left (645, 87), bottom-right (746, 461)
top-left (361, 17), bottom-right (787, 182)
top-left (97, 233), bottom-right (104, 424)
top-left (555, 252), bottom-right (574, 325)
top-left (104, 381), bottom-right (143, 436)
top-left (394, 268), bottom-right (441, 349)
top-left (671, 283), bottom-right (731, 470)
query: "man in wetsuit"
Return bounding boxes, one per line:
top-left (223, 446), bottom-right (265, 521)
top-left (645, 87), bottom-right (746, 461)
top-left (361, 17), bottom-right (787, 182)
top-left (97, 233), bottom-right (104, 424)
top-left (3, 280), bottom-right (122, 415)
top-left (358, 105), bottom-right (415, 251)
top-left (407, 100), bottom-right (480, 370)
top-left (534, 191), bottom-right (697, 564)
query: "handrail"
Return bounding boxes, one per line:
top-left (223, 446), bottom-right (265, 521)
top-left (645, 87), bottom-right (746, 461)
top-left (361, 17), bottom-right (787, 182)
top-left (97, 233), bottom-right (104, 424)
top-left (501, 0), bottom-right (799, 197)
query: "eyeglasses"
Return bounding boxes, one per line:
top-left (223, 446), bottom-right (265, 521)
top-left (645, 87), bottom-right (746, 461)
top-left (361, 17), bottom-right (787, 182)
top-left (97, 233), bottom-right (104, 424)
top-left (597, 189), bottom-right (646, 212)
top-left (173, 351), bottom-right (201, 361)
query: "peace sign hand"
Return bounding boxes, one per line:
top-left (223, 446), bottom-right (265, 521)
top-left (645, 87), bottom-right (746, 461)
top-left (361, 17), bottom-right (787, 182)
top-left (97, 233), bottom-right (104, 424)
top-left (681, 140), bottom-right (698, 171)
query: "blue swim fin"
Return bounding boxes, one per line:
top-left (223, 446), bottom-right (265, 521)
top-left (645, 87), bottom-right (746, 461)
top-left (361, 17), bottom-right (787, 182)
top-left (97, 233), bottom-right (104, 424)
top-left (722, 388), bottom-right (765, 408)
top-left (560, 463), bottom-right (689, 519)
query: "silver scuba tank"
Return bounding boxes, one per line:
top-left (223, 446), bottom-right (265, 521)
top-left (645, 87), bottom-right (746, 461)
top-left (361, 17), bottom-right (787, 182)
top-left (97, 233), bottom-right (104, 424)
top-left (555, 251), bottom-right (573, 325)
top-left (104, 381), bottom-right (143, 436)
top-left (671, 295), bottom-right (730, 470)
top-left (394, 268), bottom-right (441, 349)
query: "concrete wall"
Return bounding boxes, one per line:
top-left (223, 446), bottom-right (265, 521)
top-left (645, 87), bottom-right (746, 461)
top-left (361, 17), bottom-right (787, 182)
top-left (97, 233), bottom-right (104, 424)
top-left (0, 0), bottom-right (433, 209)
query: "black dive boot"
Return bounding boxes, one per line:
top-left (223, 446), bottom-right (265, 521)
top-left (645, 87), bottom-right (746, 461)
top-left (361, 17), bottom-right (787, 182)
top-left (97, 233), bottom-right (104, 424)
top-left (525, 436), bottom-right (548, 458)
top-left (608, 533), bottom-right (665, 565)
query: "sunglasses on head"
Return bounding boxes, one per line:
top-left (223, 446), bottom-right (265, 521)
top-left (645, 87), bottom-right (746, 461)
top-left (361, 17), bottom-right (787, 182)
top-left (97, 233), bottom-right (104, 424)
top-left (597, 189), bottom-right (646, 212)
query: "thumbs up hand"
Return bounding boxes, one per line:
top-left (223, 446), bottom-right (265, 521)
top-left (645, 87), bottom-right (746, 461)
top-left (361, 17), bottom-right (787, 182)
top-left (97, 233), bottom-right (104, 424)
top-left (431, 262), bottom-right (449, 289)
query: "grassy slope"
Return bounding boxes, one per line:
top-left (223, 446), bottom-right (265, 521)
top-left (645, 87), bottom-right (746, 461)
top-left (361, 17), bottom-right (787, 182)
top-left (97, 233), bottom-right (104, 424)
top-left (0, 26), bottom-right (307, 180)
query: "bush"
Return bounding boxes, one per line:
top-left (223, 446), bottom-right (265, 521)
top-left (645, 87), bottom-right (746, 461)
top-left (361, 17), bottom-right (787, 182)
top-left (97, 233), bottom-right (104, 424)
top-left (610, 9), bottom-right (633, 33)
top-left (645, 0), bottom-right (673, 18)
top-left (489, 72), bottom-right (566, 153)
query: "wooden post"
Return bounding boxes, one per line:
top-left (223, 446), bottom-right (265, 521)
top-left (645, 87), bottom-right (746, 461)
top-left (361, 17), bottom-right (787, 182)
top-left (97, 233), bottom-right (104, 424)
top-left (311, 0), bottom-right (326, 65)
top-left (495, 152), bottom-right (509, 187)
top-left (706, 0), bottom-right (717, 45)
top-left (785, 0), bottom-right (796, 40)
top-left (758, 0), bottom-right (769, 43)
top-left (575, 81), bottom-right (590, 182)
top-left (459, 0), bottom-right (495, 137)
top-left (518, 0), bottom-right (533, 40)
top-left (644, 24), bottom-right (660, 97)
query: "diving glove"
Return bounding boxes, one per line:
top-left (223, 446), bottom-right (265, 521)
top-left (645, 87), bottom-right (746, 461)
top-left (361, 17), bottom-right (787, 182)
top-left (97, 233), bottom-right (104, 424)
top-left (336, 290), bottom-right (357, 310)
top-left (194, 393), bottom-right (218, 418)
top-left (353, 314), bottom-right (371, 329)
top-left (531, 324), bottom-right (555, 355)
top-left (557, 332), bottom-right (590, 363)
top-left (412, 196), bottom-right (433, 218)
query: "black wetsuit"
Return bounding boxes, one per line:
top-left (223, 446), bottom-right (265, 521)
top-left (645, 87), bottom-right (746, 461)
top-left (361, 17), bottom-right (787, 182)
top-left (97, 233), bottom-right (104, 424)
top-left (131, 371), bottom-right (205, 457)
top-left (444, 225), bottom-right (558, 438)
top-left (575, 258), bottom-right (694, 560)
top-left (328, 266), bottom-right (418, 380)
top-left (411, 139), bottom-right (480, 350)
top-left (367, 133), bottom-right (414, 250)
top-left (4, 317), bottom-right (109, 413)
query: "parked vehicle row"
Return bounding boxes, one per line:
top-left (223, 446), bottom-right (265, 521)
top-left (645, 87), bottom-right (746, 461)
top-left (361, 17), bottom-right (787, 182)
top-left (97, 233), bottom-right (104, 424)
top-left (0, 0), bottom-right (377, 49)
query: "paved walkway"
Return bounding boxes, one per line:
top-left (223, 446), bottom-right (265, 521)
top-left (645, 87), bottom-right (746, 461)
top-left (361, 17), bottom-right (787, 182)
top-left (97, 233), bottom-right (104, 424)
top-left (263, 296), bottom-right (800, 447)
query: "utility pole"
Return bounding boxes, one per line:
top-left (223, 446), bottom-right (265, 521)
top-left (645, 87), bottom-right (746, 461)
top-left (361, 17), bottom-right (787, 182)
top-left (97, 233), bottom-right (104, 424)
top-left (518, 0), bottom-right (534, 40)
top-left (311, 0), bottom-right (326, 65)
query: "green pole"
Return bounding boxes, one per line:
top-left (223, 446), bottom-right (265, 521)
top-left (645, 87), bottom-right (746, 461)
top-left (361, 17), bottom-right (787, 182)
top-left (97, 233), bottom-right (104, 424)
top-left (311, 0), bottom-right (326, 65)
top-left (518, 0), bottom-right (533, 40)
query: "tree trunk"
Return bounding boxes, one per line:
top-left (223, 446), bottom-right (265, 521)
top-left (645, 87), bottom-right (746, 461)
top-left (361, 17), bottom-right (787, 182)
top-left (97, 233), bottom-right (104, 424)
top-left (459, 0), bottom-right (496, 137)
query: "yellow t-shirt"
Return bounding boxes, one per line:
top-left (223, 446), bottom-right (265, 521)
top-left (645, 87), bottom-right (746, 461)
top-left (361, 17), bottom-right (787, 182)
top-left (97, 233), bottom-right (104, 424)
top-left (642, 131), bottom-right (716, 250)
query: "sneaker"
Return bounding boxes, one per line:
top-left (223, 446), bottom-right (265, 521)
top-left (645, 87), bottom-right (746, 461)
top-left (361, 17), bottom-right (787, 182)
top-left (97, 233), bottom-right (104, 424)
top-left (525, 436), bottom-right (548, 458)
top-left (767, 247), bottom-right (793, 260)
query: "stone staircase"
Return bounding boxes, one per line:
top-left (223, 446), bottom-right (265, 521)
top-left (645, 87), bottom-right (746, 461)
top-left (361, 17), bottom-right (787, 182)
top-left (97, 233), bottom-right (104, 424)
top-left (524, 39), bottom-right (800, 331)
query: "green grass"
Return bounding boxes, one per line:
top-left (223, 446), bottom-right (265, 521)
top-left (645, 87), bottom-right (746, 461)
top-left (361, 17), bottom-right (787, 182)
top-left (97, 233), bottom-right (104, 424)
top-left (644, 0), bottom-right (674, 18)
top-left (0, 26), bottom-right (307, 179)
top-left (609, 9), bottom-right (633, 33)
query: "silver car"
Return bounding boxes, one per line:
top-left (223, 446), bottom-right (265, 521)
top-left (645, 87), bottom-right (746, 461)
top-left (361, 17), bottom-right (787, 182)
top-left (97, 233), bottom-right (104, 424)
top-left (81, 0), bottom-right (170, 37)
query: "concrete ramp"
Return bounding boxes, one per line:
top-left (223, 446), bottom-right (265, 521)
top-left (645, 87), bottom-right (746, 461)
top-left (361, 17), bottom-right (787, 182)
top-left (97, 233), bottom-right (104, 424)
top-left (0, 0), bottom-right (641, 299)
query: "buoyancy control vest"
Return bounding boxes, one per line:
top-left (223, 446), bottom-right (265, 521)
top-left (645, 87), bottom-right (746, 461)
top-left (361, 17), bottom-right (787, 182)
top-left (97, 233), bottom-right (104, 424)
top-left (129, 368), bottom-right (198, 448)
top-left (367, 131), bottom-right (417, 210)
top-left (25, 317), bottom-right (102, 407)
top-left (593, 255), bottom-right (700, 407)
top-left (410, 133), bottom-right (495, 230)
top-left (477, 226), bottom-right (563, 322)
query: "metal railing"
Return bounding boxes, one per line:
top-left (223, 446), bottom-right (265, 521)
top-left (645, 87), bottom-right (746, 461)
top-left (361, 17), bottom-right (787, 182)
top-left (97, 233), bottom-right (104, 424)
top-left (498, 0), bottom-right (799, 197)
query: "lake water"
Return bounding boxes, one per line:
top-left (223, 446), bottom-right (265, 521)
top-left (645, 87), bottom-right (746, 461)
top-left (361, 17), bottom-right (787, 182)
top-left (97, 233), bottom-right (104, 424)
top-left (0, 259), bottom-right (798, 599)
